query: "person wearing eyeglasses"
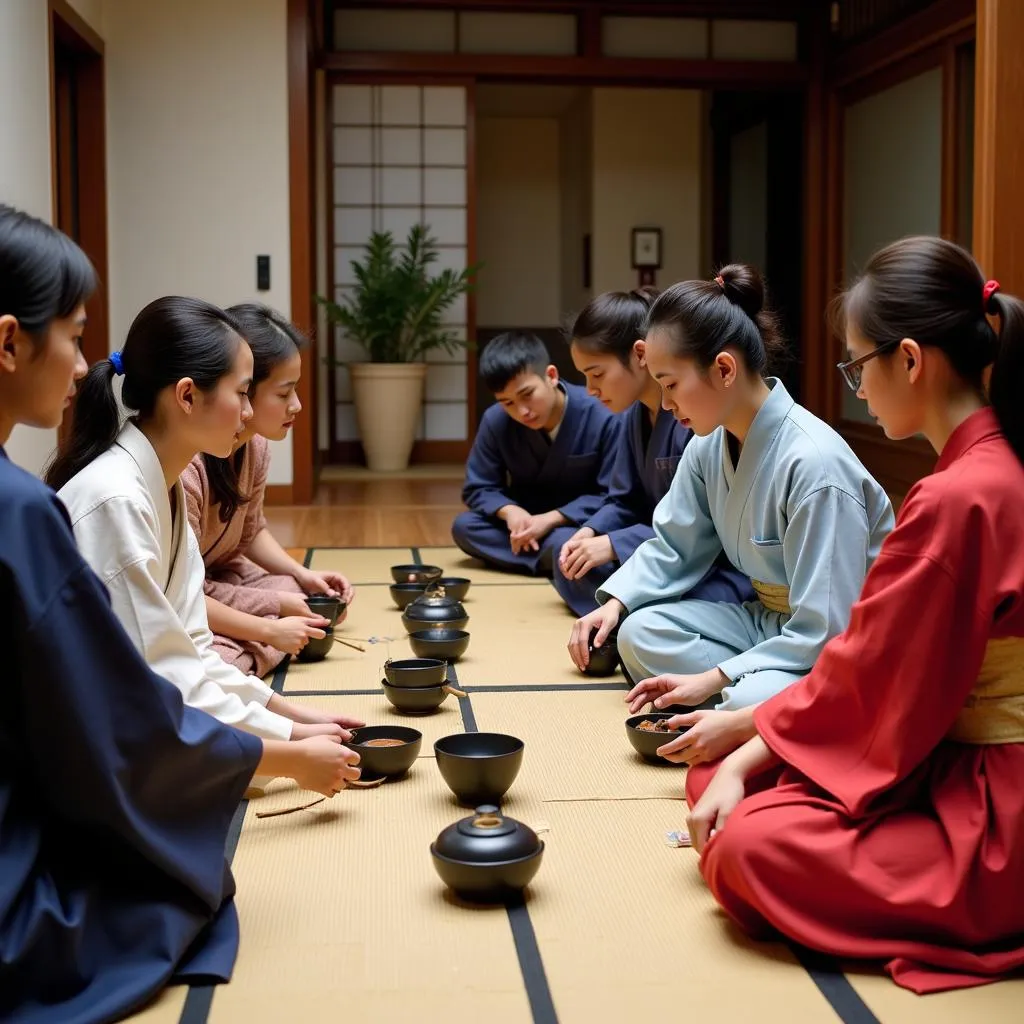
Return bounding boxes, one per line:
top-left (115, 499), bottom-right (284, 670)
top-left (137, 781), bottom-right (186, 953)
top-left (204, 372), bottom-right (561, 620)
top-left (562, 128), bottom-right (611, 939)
top-left (686, 236), bottom-right (1024, 994)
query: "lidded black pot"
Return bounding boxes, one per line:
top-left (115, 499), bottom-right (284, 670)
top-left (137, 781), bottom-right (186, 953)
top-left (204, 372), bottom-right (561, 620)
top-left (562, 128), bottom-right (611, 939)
top-left (401, 585), bottom-right (469, 633)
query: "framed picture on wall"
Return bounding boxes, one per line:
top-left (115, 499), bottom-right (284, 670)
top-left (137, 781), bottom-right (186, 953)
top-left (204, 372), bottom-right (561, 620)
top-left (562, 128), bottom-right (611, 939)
top-left (631, 227), bottom-right (662, 269)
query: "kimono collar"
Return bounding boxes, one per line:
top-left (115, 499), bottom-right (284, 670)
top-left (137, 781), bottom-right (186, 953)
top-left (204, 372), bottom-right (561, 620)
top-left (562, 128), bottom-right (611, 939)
top-left (738, 377), bottom-right (793, 457)
top-left (114, 421), bottom-right (177, 540)
top-left (936, 407), bottom-right (1002, 472)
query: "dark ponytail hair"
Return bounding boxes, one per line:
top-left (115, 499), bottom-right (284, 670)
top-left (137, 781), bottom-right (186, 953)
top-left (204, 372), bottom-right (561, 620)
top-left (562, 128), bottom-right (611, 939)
top-left (203, 303), bottom-right (309, 523)
top-left (644, 264), bottom-right (786, 375)
top-left (0, 203), bottom-right (97, 342)
top-left (836, 234), bottom-right (1024, 466)
top-left (569, 287), bottom-right (660, 365)
top-left (45, 296), bottom-right (244, 491)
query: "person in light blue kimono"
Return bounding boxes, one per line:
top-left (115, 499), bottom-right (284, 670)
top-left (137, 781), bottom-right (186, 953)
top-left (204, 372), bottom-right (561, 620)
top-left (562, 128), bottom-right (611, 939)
top-left (452, 331), bottom-right (620, 578)
top-left (555, 287), bottom-right (752, 615)
top-left (568, 264), bottom-right (894, 765)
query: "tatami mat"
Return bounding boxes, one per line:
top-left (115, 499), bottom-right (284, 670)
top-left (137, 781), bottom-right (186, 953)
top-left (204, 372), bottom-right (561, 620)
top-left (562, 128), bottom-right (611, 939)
top-left (210, 695), bottom-right (532, 1024)
top-left (156, 546), bottom-right (1022, 1024)
top-left (307, 546), bottom-right (415, 584)
top-left (527, 800), bottom-right (837, 1022)
top-left (129, 989), bottom-right (188, 1023)
top-left (417, 546), bottom-right (549, 586)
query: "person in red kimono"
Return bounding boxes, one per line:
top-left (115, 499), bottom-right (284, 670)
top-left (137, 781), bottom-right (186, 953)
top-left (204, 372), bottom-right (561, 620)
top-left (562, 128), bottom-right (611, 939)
top-left (683, 235), bottom-right (1024, 994)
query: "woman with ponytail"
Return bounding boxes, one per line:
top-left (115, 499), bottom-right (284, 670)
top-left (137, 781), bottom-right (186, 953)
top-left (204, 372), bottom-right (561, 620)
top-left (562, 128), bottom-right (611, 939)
top-left (181, 303), bottom-right (355, 676)
top-left (687, 237), bottom-right (1024, 993)
top-left (556, 287), bottom-right (752, 616)
top-left (0, 206), bottom-right (355, 1023)
top-left (49, 296), bottom-right (364, 745)
top-left (568, 265), bottom-right (893, 764)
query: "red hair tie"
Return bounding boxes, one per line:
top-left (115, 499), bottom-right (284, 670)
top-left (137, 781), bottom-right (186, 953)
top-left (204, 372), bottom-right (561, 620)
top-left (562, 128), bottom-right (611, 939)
top-left (714, 275), bottom-right (725, 290)
top-left (983, 279), bottom-right (1000, 310)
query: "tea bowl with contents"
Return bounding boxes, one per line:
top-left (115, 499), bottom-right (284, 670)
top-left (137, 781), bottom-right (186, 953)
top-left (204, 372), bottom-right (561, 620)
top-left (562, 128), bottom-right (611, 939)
top-left (347, 725), bottom-right (423, 778)
top-left (624, 713), bottom-right (689, 765)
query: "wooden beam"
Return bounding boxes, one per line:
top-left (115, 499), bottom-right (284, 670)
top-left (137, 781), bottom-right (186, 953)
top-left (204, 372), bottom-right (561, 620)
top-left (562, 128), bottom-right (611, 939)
top-left (49, 0), bottom-right (104, 56)
top-left (322, 51), bottom-right (808, 88)
top-left (288, 0), bottom-right (316, 504)
top-left (331, 0), bottom-right (804, 17)
top-left (973, 0), bottom-right (1024, 295)
top-left (829, 0), bottom-right (974, 88)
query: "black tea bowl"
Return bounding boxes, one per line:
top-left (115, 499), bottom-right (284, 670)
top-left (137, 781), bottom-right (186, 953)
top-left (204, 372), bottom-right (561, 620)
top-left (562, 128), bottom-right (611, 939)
top-left (347, 725), bottom-right (422, 778)
top-left (434, 733), bottom-right (524, 806)
top-left (408, 628), bottom-right (471, 661)
top-left (390, 582), bottom-right (428, 609)
top-left (436, 577), bottom-right (472, 601)
top-left (381, 680), bottom-right (448, 713)
top-left (383, 658), bottom-right (447, 688)
top-left (305, 594), bottom-right (346, 628)
top-left (297, 628), bottom-right (334, 663)
top-left (583, 632), bottom-right (620, 677)
top-left (390, 564), bottom-right (443, 585)
top-left (624, 713), bottom-right (689, 765)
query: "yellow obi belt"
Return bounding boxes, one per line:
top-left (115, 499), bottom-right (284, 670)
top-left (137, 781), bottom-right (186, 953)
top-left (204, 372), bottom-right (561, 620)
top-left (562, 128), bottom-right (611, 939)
top-left (752, 579), bottom-right (791, 616)
top-left (948, 637), bottom-right (1024, 745)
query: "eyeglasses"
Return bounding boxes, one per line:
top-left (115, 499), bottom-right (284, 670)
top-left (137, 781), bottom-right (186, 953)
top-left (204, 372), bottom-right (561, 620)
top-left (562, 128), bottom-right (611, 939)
top-left (836, 340), bottom-right (900, 392)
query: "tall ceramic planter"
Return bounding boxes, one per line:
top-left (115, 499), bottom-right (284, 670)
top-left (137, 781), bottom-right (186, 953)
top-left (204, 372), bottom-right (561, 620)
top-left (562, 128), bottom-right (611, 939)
top-left (349, 362), bottom-right (427, 472)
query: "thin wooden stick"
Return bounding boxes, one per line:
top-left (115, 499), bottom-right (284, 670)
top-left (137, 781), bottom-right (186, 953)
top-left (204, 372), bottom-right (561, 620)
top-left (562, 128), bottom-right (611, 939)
top-left (331, 635), bottom-right (366, 652)
top-left (255, 796), bottom-right (327, 818)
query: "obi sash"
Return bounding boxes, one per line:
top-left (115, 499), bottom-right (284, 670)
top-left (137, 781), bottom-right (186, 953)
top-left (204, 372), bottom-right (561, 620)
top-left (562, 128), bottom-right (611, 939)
top-left (948, 637), bottom-right (1024, 745)
top-left (752, 579), bottom-right (791, 616)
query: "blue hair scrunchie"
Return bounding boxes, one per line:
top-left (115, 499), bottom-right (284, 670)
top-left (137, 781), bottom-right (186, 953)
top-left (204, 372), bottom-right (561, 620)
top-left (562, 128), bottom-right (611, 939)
top-left (109, 351), bottom-right (125, 376)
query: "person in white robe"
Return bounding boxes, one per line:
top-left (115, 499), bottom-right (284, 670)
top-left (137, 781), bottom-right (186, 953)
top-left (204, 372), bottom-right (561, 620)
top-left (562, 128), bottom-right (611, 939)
top-left (48, 295), bottom-right (364, 745)
top-left (568, 266), bottom-right (894, 765)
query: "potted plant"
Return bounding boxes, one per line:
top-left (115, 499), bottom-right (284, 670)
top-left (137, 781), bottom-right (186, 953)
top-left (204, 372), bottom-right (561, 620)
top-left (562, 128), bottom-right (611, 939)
top-left (318, 224), bottom-right (479, 472)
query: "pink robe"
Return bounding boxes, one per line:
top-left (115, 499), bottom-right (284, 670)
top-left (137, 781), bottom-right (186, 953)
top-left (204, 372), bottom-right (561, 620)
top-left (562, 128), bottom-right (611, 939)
top-left (182, 436), bottom-right (302, 677)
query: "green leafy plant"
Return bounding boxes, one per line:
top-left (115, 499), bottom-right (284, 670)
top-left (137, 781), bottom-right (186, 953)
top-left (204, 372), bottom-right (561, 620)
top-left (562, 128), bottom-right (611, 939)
top-left (317, 224), bottom-right (480, 364)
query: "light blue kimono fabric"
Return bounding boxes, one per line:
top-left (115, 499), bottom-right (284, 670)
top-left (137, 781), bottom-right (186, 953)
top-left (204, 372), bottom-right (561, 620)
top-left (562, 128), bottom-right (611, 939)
top-left (597, 379), bottom-right (895, 709)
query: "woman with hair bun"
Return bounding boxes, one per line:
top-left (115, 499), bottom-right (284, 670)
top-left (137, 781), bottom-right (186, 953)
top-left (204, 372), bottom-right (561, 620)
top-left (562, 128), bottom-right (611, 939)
top-left (688, 236), bottom-right (1024, 994)
top-left (568, 264), bottom-right (893, 764)
top-left (556, 287), bottom-right (752, 616)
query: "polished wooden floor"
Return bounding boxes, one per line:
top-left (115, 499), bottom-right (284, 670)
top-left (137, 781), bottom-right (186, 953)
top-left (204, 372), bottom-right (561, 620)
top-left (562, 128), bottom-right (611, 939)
top-left (268, 473), bottom-right (464, 549)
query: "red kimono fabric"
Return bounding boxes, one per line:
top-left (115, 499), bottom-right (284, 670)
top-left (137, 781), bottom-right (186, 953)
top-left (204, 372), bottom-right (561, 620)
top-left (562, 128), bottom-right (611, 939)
top-left (689, 409), bottom-right (1024, 994)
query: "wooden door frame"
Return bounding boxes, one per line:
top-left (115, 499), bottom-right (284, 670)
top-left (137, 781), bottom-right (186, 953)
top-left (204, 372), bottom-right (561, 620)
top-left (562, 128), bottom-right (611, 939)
top-left (49, 0), bottom-right (108, 373)
top-left (799, 0), bottom-right (975, 501)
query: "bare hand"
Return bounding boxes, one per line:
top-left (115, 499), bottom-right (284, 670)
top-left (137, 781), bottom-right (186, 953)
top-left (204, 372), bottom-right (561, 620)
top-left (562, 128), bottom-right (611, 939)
top-left (290, 734), bottom-right (362, 796)
top-left (277, 591), bottom-right (315, 617)
top-left (298, 568), bottom-right (355, 609)
top-left (278, 699), bottom-right (365, 742)
top-left (266, 616), bottom-right (329, 656)
top-left (568, 600), bottom-right (623, 670)
top-left (625, 670), bottom-right (723, 714)
top-left (559, 534), bottom-right (615, 580)
top-left (508, 513), bottom-right (552, 554)
top-left (290, 721), bottom-right (345, 741)
top-left (654, 710), bottom-right (752, 766)
top-left (686, 765), bottom-right (746, 852)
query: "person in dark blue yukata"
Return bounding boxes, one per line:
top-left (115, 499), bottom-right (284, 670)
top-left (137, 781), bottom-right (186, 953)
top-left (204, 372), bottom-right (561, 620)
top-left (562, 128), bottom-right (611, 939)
top-left (452, 331), bottom-right (620, 586)
top-left (555, 289), bottom-right (753, 616)
top-left (0, 204), bottom-right (358, 1024)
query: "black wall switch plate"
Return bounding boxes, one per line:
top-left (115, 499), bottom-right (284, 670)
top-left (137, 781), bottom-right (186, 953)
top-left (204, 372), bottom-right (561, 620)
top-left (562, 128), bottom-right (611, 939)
top-left (256, 255), bottom-right (271, 291)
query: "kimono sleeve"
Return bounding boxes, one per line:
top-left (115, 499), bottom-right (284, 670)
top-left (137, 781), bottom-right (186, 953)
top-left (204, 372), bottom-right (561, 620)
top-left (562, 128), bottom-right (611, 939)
top-left (462, 412), bottom-right (514, 517)
top-left (583, 425), bottom-right (648, 556)
top-left (556, 411), bottom-right (622, 524)
top-left (718, 485), bottom-right (871, 704)
top-left (755, 483), bottom-right (994, 817)
top-left (16, 496), bottom-right (262, 877)
top-left (597, 441), bottom-right (722, 611)
top-left (76, 496), bottom-right (292, 740)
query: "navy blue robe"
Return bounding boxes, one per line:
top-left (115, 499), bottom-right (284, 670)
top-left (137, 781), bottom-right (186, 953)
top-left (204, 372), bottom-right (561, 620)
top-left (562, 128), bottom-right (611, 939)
top-left (0, 449), bottom-right (262, 1024)
top-left (551, 403), bottom-right (754, 616)
top-left (452, 382), bottom-right (620, 576)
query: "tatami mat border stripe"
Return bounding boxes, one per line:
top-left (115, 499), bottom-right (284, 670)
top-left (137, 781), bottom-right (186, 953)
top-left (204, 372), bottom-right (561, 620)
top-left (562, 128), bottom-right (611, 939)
top-left (794, 949), bottom-right (881, 1024)
top-left (449, 661), bottom-right (559, 1023)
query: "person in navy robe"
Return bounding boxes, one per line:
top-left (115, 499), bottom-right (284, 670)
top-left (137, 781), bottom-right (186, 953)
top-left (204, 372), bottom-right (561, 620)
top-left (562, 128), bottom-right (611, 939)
top-left (0, 204), bottom-right (357, 1024)
top-left (451, 331), bottom-right (620, 584)
top-left (555, 289), bottom-right (752, 616)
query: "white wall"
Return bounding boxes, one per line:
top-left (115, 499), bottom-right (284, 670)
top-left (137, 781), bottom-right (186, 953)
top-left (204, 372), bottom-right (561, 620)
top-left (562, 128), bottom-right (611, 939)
top-left (591, 88), bottom-right (703, 295)
top-left (0, 0), bottom-right (59, 474)
top-left (102, 0), bottom-right (294, 483)
top-left (476, 117), bottom-right (562, 327)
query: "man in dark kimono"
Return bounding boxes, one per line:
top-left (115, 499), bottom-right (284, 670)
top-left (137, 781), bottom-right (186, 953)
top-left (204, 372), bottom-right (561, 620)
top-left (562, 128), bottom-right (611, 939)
top-left (452, 331), bottom-right (620, 581)
top-left (0, 448), bottom-right (263, 1024)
